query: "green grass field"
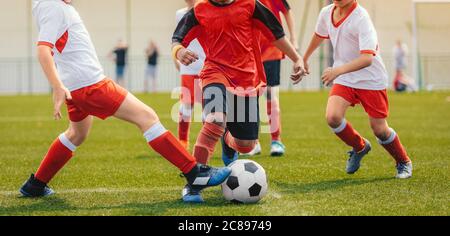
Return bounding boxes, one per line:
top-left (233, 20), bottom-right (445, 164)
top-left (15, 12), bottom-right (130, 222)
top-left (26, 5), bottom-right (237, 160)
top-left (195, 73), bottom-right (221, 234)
top-left (0, 91), bottom-right (449, 216)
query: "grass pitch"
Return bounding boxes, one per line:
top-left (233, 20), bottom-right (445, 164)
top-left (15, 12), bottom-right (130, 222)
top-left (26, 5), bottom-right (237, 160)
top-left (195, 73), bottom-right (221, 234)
top-left (0, 91), bottom-right (449, 216)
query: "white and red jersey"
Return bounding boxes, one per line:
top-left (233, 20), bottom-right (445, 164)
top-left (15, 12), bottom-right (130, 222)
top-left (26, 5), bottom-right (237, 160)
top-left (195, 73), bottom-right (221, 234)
top-left (315, 2), bottom-right (388, 90)
top-left (175, 7), bottom-right (206, 76)
top-left (33, 0), bottom-right (105, 92)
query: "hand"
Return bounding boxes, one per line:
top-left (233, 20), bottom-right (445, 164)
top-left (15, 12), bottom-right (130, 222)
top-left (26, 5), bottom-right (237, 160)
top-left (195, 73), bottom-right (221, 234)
top-left (52, 86), bottom-right (72, 120)
top-left (177, 48), bottom-right (199, 66)
top-left (303, 58), bottom-right (310, 75)
top-left (291, 59), bottom-right (306, 85)
top-left (321, 67), bottom-right (339, 87)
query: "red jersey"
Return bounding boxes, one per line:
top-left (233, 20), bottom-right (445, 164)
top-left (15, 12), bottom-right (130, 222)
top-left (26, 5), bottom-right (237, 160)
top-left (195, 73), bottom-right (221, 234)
top-left (173, 0), bottom-right (285, 95)
top-left (259, 0), bottom-right (291, 62)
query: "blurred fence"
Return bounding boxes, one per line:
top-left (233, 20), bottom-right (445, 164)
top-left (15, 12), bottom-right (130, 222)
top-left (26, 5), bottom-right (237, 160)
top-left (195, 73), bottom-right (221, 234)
top-left (0, 54), bottom-right (448, 95)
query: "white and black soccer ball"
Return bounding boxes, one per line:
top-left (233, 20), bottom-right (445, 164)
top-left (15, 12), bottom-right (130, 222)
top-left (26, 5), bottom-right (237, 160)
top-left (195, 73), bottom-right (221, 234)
top-left (221, 160), bottom-right (268, 204)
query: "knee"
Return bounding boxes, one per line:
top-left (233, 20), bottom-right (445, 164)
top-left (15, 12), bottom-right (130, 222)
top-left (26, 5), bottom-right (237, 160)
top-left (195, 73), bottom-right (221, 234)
top-left (65, 129), bottom-right (89, 146)
top-left (204, 113), bottom-right (226, 128)
top-left (371, 123), bottom-right (390, 140)
top-left (234, 139), bottom-right (257, 154)
top-left (138, 108), bottom-right (159, 131)
top-left (326, 114), bottom-right (344, 128)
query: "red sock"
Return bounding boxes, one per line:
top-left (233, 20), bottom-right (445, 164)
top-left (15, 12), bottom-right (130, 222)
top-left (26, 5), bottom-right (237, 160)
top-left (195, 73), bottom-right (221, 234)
top-left (35, 134), bottom-right (75, 183)
top-left (224, 131), bottom-right (255, 154)
top-left (145, 123), bottom-right (197, 174)
top-left (333, 119), bottom-right (365, 152)
top-left (267, 100), bottom-right (281, 142)
top-left (379, 129), bottom-right (411, 164)
top-left (192, 122), bottom-right (225, 165)
top-left (178, 112), bottom-right (191, 145)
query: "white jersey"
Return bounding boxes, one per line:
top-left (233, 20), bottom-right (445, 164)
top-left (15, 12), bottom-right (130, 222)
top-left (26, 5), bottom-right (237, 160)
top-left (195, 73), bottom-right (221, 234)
top-left (176, 7), bottom-right (206, 76)
top-left (315, 3), bottom-right (388, 90)
top-left (33, 0), bottom-right (105, 92)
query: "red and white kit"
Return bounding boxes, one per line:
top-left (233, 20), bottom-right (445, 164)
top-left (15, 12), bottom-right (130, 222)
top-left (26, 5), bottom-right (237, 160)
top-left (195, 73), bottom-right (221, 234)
top-left (315, 2), bottom-right (390, 118)
top-left (33, 0), bottom-right (127, 122)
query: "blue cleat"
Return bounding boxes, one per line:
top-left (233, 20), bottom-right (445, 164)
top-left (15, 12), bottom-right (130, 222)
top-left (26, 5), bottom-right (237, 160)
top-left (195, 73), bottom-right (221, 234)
top-left (182, 184), bottom-right (204, 203)
top-left (270, 141), bottom-right (285, 157)
top-left (396, 162), bottom-right (413, 179)
top-left (346, 139), bottom-right (372, 174)
top-left (19, 174), bottom-right (55, 198)
top-left (221, 134), bottom-right (238, 166)
top-left (184, 164), bottom-right (231, 191)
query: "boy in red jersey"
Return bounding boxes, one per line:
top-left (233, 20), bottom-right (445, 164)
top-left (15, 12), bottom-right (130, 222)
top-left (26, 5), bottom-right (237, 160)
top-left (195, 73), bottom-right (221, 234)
top-left (172, 0), bottom-right (305, 202)
top-left (19, 0), bottom-right (231, 198)
top-left (303, 0), bottom-right (412, 178)
top-left (243, 0), bottom-right (298, 157)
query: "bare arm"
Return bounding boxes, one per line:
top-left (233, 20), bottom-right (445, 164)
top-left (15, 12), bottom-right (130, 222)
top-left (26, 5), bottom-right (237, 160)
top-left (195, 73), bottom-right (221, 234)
top-left (273, 37), bottom-right (305, 84)
top-left (283, 10), bottom-right (298, 50)
top-left (303, 34), bottom-right (325, 74)
top-left (322, 54), bottom-right (374, 86)
top-left (37, 45), bottom-right (72, 120)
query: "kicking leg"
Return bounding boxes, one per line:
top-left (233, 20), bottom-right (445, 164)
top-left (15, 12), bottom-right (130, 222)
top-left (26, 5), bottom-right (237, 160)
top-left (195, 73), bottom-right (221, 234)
top-left (20, 116), bottom-right (93, 197)
top-left (326, 96), bottom-right (371, 174)
top-left (114, 93), bottom-right (231, 201)
top-left (370, 118), bottom-right (412, 179)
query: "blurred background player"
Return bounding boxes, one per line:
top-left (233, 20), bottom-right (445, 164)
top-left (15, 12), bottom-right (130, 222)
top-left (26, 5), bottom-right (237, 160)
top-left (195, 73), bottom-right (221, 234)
top-left (393, 40), bottom-right (417, 92)
top-left (20, 0), bottom-right (231, 199)
top-left (175, 0), bottom-right (206, 149)
top-left (303, 0), bottom-right (413, 179)
top-left (172, 0), bottom-right (305, 203)
top-left (109, 39), bottom-right (129, 88)
top-left (242, 0), bottom-right (298, 157)
top-left (144, 40), bottom-right (159, 93)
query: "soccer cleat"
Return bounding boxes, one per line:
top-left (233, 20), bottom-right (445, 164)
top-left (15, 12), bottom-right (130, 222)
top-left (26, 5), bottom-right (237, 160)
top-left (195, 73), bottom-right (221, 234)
top-left (346, 139), bottom-right (372, 174)
top-left (19, 174), bottom-right (55, 198)
top-left (221, 134), bottom-right (238, 166)
top-left (240, 142), bottom-right (262, 157)
top-left (182, 184), bottom-right (204, 203)
top-left (270, 141), bottom-right (285, 157)
top-left (396, 162), bottom-right (413, 179)
top-left (184, 164), bottom-right (231, 191)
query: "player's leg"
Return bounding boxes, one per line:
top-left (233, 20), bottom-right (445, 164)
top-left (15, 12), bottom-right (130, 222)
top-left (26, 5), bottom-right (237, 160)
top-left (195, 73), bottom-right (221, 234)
top-left (113, 92), bottom-right (231, 190)
top-left (20, 116), bottom-right (93, 197)
top-left (266, 86), bottom-right (284, 157)
top-left (327, 85), bottom-right (371, 174)
top-left (178, 75), bottom-right (196, 149)
top-left (369, 119), bottom-right (412, 179)
top-left (222, 93), bottom-right (259, 166)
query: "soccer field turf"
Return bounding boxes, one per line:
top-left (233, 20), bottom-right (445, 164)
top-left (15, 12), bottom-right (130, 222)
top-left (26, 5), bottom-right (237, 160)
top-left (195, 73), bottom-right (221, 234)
top-left (0, 91), bottom-right (449, 216)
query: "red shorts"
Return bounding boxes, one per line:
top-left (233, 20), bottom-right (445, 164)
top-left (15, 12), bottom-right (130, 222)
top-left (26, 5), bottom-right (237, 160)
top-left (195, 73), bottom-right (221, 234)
top-left (180, 75), bottom-right (202, 105)
top-left (330, 84), bottom-right (389, 119)
top-left (66, 79), bottom-right (128, 122)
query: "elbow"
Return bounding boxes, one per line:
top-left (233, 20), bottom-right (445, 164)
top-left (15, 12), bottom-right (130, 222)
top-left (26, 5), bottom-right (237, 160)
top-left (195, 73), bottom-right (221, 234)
top-left (362, 55), bottom-right (374, 67)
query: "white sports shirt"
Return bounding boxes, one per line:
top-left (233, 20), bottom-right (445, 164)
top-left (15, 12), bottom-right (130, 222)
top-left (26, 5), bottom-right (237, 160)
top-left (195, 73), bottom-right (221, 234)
top-left (315, 3), bottom-right (388, 90)
top-left (176, 7), bottom-right (206, 76)
top-left (33, 0), bottom-right (105, 92)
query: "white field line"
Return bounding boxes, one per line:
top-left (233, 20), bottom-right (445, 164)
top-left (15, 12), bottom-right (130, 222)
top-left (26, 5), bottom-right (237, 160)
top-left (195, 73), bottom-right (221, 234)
top-left (0, 187), bottom-right (181, 197)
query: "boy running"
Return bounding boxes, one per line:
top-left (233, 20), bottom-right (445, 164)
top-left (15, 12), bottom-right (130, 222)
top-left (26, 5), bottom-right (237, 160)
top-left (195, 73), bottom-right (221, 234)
top-left (172, 0), bottom-right (305, 202)
top-left (174, 0), bottom-right (206, 149)
top-left (303, 0), bottom-right (413, 178)
top-left (20, 0), bottom-right (231, 198)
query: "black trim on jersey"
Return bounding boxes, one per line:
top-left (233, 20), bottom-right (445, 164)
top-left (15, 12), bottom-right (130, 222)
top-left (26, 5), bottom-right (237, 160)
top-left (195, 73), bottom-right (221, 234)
top-left (172, 8), bottom-right (199, 44)
top-left (253, 0), bottom-right (285, 40)
top-left (281, 0), bottom-right (291, 11)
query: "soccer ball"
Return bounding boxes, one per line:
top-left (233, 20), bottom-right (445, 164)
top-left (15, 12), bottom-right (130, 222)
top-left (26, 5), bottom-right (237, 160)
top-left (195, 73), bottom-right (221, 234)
top-left (221, 160), bottom-right (268, 204)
